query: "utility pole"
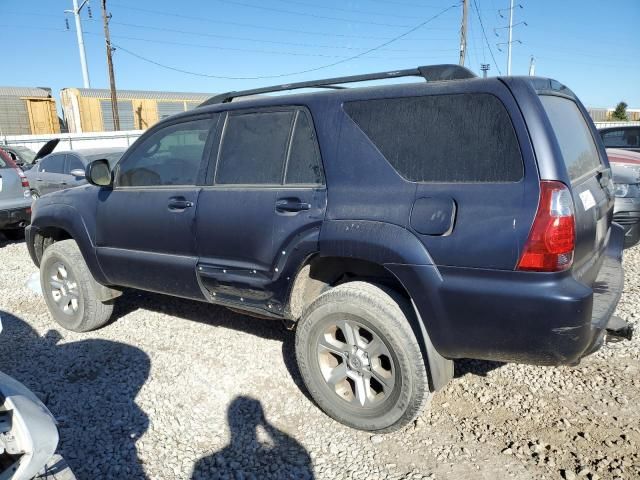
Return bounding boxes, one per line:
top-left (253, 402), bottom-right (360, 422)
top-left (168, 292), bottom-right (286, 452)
top-left (459, 0), bottom-right (468, 66)
top-left (507, 0), bottom-right (514, 75)
top-left (66, 0), bottom-right (91, 88)
top-left (102, 0), bottom-right (120, 131)
top-left (528, 55), bottom-right (535, 76)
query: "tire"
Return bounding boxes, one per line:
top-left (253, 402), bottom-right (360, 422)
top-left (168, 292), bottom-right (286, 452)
top-left (40, 239), bottom-right (114, 332)
top-left (2, 229), bottom-right (25, 241)
top-left (31, 190), bottom-right (40, 200)
top-left (295, 281), bottom-right (430, 432)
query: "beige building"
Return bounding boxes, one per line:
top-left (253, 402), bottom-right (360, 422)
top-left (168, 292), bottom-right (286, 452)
top-left (0, 87), bottom-right (60, 136)
top-left (60, 88), bottom-right (215, 133)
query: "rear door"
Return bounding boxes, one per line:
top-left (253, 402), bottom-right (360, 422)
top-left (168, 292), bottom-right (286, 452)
top-left (539, 95), bottom-right (612, 284)
top-left (195, 107), bottom-right (326, 309)
top-left (33, 154), bottom-right (67, 195)
top-left (0, 153), bottom-right (27, 210)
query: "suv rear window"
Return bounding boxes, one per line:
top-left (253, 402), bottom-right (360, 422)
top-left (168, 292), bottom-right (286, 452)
top-left (344, 93), bottom-right (523, 183)
top-left (539, 95), bottom-right (602, 181)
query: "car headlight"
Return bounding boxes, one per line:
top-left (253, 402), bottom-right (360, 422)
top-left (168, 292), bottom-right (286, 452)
top-left (615, 183), bottom-right (629, 197)
top-left (614, 184), bottom-right (640, 198)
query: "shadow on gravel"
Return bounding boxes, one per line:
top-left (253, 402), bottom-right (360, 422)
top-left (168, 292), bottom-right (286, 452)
top-left (0, 232), bottom-right (25, 248)
top-left (111, 290), bottom-right (315, 402)
top-left (0, 310), bottom-right (150, 479)
top-left (454, 358), bottom-right (505, 378)
top-left (191, 396), bottom-right (314, 480)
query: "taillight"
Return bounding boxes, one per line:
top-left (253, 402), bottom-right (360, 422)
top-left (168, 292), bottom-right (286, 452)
top-left (517, 181), bottom-right (575, 272)
top-left (12, 166), bottom-right (30, 188)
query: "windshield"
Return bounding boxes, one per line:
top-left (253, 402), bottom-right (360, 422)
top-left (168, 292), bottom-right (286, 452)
top-left (539, 95), bottom-right (602, 182)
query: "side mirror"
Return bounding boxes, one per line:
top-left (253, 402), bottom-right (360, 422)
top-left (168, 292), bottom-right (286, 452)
top-left (70, 168), bottom-right (85, 178)
top-left (86, 159), bottom-right (113, 187)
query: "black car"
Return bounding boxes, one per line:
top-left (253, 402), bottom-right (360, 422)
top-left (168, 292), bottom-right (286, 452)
top-left (599, 125), bottom-right (640, 153)
top-left (25, 65), bottom-right (631, 432)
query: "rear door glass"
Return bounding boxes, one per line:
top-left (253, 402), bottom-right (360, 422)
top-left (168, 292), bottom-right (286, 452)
top-left (215, 111), bottom-right (294, 185)
top-left (40, 154), bottom-right (66, 174)
top-left (539, 95), bottom-right (602, 182)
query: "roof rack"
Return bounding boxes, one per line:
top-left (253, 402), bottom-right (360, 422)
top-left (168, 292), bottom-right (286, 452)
top-left (199, 64), bottom-right (476, 107)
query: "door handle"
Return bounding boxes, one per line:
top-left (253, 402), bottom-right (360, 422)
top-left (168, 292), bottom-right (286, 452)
top-left (275, 198), bottom-right (311, 213)
top-left (168, 197), bottom-right (194, 210)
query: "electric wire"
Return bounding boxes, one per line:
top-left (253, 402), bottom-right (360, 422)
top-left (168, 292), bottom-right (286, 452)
top-left (471, 0), bottom-right (502, 74)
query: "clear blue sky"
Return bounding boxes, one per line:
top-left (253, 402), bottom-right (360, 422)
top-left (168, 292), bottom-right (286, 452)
top-left (1, 0), bottom-right (638, 109)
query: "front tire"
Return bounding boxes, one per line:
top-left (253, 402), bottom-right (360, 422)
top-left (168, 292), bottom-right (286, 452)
top-left (295, 281), bottom-right (430, 432)
top-left (40, 239), bottom-right (114, 332)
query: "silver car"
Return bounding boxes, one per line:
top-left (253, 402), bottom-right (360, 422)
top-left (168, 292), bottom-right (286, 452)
top-left (26, 148), bottom-right (125, 199)
top-left (0, 149), bottom-right (31, 240)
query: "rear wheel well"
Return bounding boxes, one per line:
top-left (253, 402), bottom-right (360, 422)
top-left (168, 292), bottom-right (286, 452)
top-left (33, 227), bottom-right (73, 265)
top-left (288, 256), bottom-right (409, 321)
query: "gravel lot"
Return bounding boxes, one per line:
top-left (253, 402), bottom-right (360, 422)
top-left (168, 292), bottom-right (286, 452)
top-left (0, 234), bottom-right (638, 480)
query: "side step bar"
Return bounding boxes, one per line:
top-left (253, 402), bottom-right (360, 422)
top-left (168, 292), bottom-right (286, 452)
top-left (606, 315), bottom-right (634, 342)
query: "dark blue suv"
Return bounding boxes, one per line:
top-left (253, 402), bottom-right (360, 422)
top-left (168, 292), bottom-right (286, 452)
top-left (26, 65), bottom-right (630, 432)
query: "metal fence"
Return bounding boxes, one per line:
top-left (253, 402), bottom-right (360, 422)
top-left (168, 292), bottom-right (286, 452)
top-left (594, 121), bottom-right (640, 129)
top-left (1, 130), bottom-right (144, 152)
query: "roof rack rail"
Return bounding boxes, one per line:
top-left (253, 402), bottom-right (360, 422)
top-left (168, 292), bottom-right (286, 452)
top-left (199, 64), bottom-right (476, 107)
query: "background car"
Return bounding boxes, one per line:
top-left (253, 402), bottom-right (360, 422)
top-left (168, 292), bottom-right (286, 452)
top-left (0, 139), bottom-right (60, 171)
top-left (26, 147), bottom-right (125, 198)
top-left (608, 148), bottom-right (640, 248)
top-left (0, 149), bottom-right (31, 240)
top-left (599, 125), bottom-right (640, 152)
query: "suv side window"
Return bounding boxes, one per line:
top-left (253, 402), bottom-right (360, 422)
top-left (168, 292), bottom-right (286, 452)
top-left (118, 119), bottom-right (212, 187)
top-left (344, 93), bottom-right (523, 183)
top-left (285, 111), bottom-right (324, 185)
top-left (40, 154), bottom-right (66, 174)
top-left (215, 111), bottom-right (294, 185)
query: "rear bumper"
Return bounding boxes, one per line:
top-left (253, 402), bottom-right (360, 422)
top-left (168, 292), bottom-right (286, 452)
top-left (0, 204), bottom-right (31, 229)
top-left (387, 225), bottom-right (626, 366)
top-left (613, 196), bottom-right (640, 249)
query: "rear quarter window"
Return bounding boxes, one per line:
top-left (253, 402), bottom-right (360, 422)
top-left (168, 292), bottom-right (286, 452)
top-left (343, 93), bottom-right (523, 183)
top-left (539, 95), bottom-right (602, 182)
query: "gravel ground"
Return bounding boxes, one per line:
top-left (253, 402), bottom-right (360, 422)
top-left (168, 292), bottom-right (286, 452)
top-left (0, 234), bottom-right (638, 480)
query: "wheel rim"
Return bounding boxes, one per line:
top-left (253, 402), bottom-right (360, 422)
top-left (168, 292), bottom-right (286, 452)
top-left (31, 191), bottom-right (39, 200)
top-left (317, 319), bottom-right (395, 408)
top-left (48, 262), bottom-right (80, 316)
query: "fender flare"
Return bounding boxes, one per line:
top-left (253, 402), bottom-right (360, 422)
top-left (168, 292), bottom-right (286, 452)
top-left (319, 220), bottom-right (453, 391)
top-left (29, 204), bottom-right (120, 301)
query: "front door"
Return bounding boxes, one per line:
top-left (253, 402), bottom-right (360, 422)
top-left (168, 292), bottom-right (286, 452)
top-left (95, 115), bottom-right (218, 299)
top-left (195, 108), bottom-right (326, 311)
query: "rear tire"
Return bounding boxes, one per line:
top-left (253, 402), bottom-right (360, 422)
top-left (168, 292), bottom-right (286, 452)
top-left (40, 239), bottom-right (114, 332)
top-left (295, 281), bottom-right (430, 432)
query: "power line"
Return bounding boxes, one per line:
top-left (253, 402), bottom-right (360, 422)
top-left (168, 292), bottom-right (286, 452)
top-left (471, 0), bottom-right (502, 75)
top-left (89, 31), bottom-right (456, 59)
top-left (108, 3), bottom-right (457, 41)
top-left (109, 20), bottom-right (443, 53)
top-left (112, 3), bottom-right (462, 80)
top-left (271, 0), bottom-right (425, 20)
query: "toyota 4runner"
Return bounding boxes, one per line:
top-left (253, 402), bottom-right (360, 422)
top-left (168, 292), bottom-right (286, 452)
top-left (26, 65), bottom-right (632, 432)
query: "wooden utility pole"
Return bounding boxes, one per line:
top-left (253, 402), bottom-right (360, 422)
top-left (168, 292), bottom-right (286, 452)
top-left (102, 0), bottom-right (120, 130)
top-left (459, 0), bottom-right (468, 66)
